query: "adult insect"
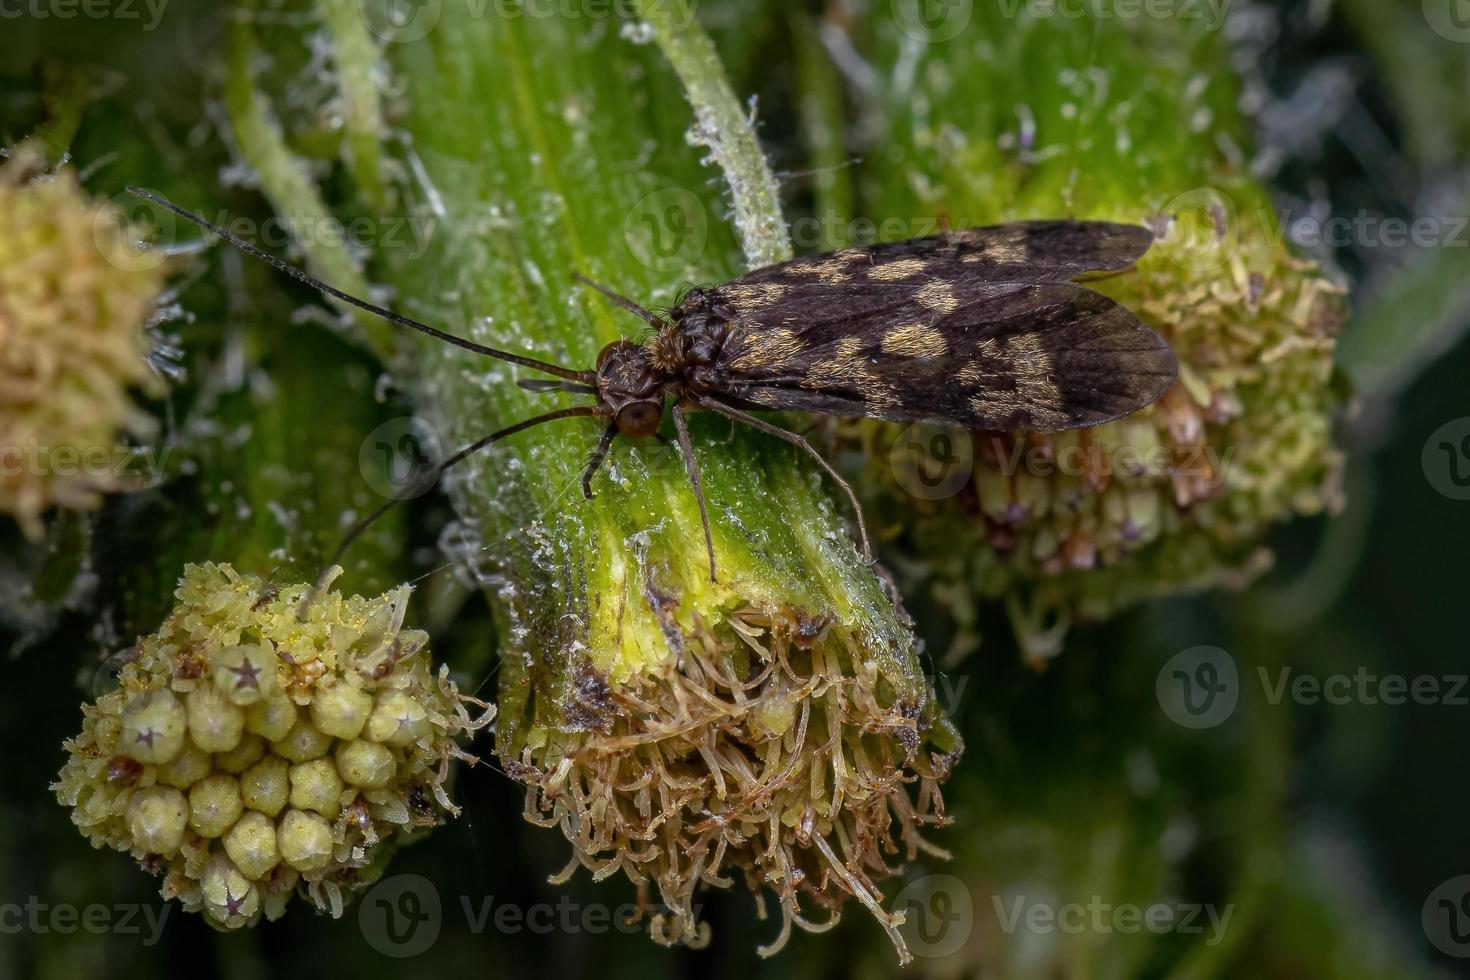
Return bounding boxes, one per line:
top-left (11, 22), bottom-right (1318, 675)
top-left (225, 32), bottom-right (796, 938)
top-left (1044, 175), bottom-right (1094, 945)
top-left (132, 189), bottom-right (1177, 583)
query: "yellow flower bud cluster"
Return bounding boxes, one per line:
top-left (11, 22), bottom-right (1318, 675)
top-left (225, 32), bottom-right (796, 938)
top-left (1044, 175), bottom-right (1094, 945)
top-left (856, 206), bottom-right (1345, 660)
top-left (53, 562), bottom-right (490, 928)
top-left (0, 148), bottom-right (167, 539)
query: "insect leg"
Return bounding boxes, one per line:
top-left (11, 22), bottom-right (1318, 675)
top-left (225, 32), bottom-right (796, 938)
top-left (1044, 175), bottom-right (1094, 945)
top-left (582, 422), bottom-right (618, 500)
top-left (671, 402), bottom-right (718, 583)
top-left (1074, 264), bottom-right (1141, 284)
top-left (298, 405), bottom-right (599, 617)
top-left (698, 398), bottom-right (874, 563)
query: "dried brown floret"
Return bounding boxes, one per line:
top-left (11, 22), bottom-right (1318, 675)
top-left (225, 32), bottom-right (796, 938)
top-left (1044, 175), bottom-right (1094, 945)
top-left (508, 601), bottom-right (960, 963)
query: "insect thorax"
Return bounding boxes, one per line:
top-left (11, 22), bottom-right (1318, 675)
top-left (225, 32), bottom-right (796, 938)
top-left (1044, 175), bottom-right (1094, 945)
top-left (655, 290), bottom-right (736, 377)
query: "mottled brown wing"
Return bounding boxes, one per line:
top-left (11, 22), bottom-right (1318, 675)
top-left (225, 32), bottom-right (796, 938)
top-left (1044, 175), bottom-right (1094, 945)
top-left (735, 220), bottom-right (1153, 286)
top-left (708, 280), bottom-right (1176, 432)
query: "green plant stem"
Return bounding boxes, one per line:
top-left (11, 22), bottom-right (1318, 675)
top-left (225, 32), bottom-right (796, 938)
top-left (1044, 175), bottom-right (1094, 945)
top-left (33, 63), bottom-right (88, 165)
top-left (320, 0), bottom-right (389, 210)
top-left (633, 0), bottom-right (791, 266)
top-left (355, 5), bottom-right (955, 949)
top-left (790, 8), bottom-right (854, 247)
top-left (222, 11), bottom-right (392, 358)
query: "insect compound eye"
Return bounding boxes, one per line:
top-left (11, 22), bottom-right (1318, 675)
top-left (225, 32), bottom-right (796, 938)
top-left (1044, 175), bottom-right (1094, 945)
top-left (615, 401), bottom-right (663, 439)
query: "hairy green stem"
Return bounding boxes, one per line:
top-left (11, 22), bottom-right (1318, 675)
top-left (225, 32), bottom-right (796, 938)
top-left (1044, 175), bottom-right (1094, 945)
top-left (359, 3), bottom-right (957, 954)
top-left (223, 12), bottom-right (391, 358)
top-left (319, 0), bottom-right (389, 210)
top-left (633, 0), bottom-right (791, 266)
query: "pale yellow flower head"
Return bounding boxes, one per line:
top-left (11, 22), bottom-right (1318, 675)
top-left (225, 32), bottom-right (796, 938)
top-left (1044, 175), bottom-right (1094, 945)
top-left (54, 562), bottom-right (491, 928)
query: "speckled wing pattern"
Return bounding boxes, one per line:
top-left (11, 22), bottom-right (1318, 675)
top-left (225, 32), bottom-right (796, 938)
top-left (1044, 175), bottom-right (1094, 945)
top-left (706, 221), bottom-right (1177, 432)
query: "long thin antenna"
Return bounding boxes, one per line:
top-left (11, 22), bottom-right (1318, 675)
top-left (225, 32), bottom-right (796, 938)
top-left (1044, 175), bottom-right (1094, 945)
top-left (129, 188), bottom-right (592, 383)
top-left (518, 378), bottom-right (596, 395)
top-left (572, 271), bottom-right (662, 326)
top-left (299, 405), bottom-right (599, 617)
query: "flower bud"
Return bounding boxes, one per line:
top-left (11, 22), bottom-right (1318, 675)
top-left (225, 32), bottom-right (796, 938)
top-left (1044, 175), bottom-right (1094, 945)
top-left (156, 740), bottom-right (211, 789)
top-left (54, 562), bottom-right (490, 928)
top-left (201, 856), bottom-right (260, 929)
top-left (335, 739), bottom-right (395, 789)
top-left (240, 755), bottom-right (290, 817)
top-left (186, 685), bottom-right (245, 753)
top-left (244, 697), bottom-right (297, 742)
top-left (223, 811), bottom-right (280, 880)
top-left (188, 774), bottom-right (243, 838)
top-left (288, 759), bottom-right (344, 818)
top-left (365, 689), bottom-right (430, 746)
top-left (213, 645), bottom-right (279, 706)
top-left (277, 809), bottom-right (333, 873)
top-left (310, 681), bottom-right (372, 740)
top-left (0, 150), bottom-right (167, 538)
top-left (125, 786), bottom-right (188, 855)
top-left (215, 733), bottom-right (266, 775)
top-left (120, 691), bottom-right (187, 765)
top-left (272, 715), bottom-right (332, 764)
